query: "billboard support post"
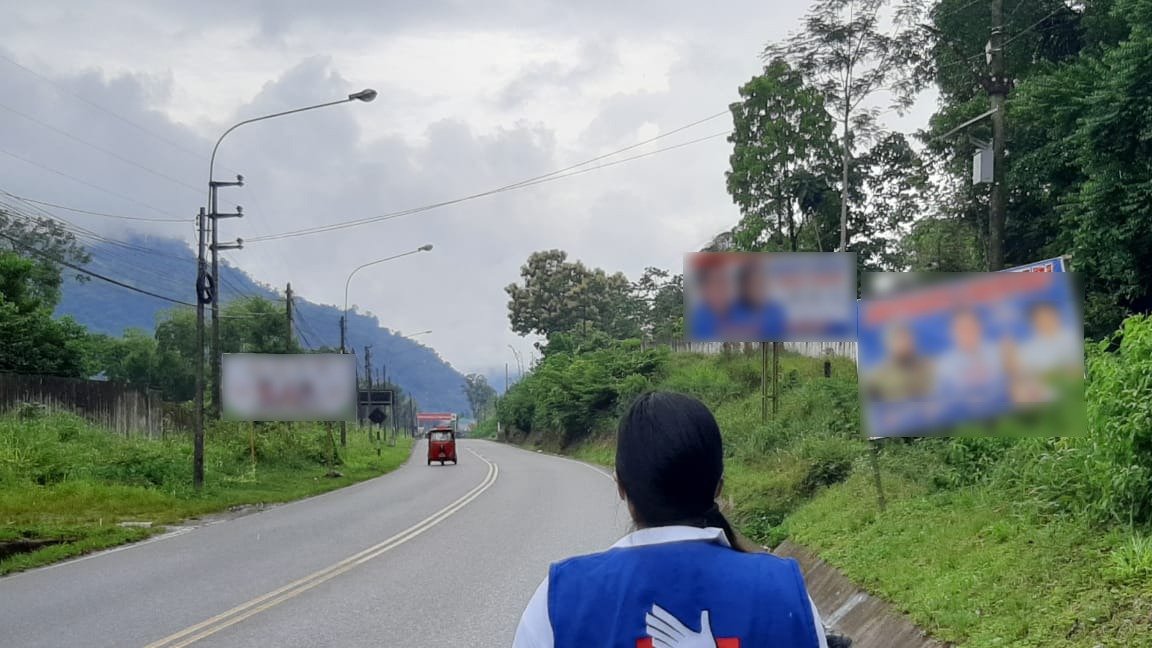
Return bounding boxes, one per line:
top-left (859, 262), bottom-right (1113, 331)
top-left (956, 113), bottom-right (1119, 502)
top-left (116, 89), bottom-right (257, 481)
top-left (760, 342), bottom-right (769, 423)
top-left (772, 341), bottom-right (780, 416)
top-left (869, 440), bottom-right (887, 512)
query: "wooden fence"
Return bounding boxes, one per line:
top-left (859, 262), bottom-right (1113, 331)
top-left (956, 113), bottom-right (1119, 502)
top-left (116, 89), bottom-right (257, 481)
top-left (0, 373), bottom-right (164, 438)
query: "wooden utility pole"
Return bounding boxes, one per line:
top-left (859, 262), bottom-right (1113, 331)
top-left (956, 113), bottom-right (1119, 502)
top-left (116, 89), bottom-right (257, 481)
top-left (285, 283), bottom-right (294, 352)
top-left (364, 346), bottom-right (373, 391)
top-left (988, 0), bottom-right (1007, 270)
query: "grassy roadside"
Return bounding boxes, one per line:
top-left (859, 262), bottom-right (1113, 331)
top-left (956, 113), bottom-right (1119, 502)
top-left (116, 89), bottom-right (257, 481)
top-left (0, 412), bottom-right (412, 576)
top-left (526, 345), bottom-right (1152, 647)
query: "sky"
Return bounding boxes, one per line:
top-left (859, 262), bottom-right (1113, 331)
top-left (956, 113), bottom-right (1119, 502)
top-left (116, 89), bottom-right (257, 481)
top-left (0, 0), bottom-right (937, 377)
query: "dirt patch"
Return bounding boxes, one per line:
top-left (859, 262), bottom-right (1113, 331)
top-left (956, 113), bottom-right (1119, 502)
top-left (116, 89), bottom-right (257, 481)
top-left (0, 538), bottom-right (70, 561)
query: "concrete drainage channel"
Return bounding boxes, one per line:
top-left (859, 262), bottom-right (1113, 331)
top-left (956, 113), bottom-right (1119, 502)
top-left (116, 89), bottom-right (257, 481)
top-left (774, 541), bottom-right (949, 648)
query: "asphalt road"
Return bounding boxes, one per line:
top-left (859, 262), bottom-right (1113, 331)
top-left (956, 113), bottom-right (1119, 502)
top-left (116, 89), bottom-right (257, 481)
top-left (0, 440), bottom-right (630, 647)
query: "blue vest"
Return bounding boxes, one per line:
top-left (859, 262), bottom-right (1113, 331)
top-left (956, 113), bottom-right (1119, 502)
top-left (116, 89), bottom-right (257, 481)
top-left (548, 540), bottom-right (820, 648)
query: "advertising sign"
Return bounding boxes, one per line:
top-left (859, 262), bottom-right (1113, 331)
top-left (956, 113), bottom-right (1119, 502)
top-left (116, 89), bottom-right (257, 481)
top-left (685, 252), bottom-right (856, 342)
top-left (857, 271), bottom-right (1083, 438)
top-left (221, 353), bottom-right (356, 422)
top-left (1003, 257), bottom-right (1067, 273)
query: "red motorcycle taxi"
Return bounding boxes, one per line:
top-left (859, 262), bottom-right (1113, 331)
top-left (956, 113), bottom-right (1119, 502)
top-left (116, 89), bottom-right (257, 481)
top-left (426, 427), bottom-right (457, 466)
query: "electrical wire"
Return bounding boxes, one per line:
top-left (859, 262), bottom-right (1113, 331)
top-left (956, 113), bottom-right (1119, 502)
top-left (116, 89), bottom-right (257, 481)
top-left (0, 101), bottom-right (202, 195)
top-left (0, 230), bottom-right (194, 306)
top-left (248, 130), bottom-right (731, 243)
top-left (0, 145), bottom-right (182, 218)
top-left (0, 51), bottom-right (215, 168)
top-left (1, 192), bottom-right (188, 223)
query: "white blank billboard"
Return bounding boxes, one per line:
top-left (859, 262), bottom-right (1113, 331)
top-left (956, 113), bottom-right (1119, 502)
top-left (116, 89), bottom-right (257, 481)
top-left (222, 353), bottom-right (356, 421)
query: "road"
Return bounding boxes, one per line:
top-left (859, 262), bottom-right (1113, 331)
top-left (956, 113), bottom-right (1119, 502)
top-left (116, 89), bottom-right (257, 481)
top-left (0, 440), bottom-right (629, 647)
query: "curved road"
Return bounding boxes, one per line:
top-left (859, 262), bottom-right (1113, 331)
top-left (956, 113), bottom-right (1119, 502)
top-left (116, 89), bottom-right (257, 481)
top-left (0, 440), bottom-right (629, 647)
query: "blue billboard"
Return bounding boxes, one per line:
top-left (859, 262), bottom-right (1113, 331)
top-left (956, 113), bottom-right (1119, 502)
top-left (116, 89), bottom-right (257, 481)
top-left (685, 252), bottom-right (856, 342)
top-left (858, 270), bottom-right (1083, 438)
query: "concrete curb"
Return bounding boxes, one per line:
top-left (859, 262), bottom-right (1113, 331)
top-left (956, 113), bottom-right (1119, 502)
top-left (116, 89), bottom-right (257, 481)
top-left (774, 540), bottom-right (950, 648)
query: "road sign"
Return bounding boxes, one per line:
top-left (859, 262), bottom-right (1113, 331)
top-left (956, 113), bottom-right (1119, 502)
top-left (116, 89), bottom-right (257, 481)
top-left (358, 389), bottom-right (393, 407)
top-left (368, 407), bottom-right (386, 424)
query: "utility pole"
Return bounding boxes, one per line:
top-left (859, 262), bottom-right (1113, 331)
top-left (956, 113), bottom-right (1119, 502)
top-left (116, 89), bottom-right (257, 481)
top-left (364, 345), bottom-right (373, 391)
top-left (505, 363), bottom-right (510, 396)
top-left (339, 315), bottom-right (347, 448)
top-left (285, 283), bottom-right (294, 352)
top-left (208, 178), bottom-right (243, 419)
top-left (193, 208), bottom-right (209, 490)
top-left (987, 0), bottom-right (1007, 271)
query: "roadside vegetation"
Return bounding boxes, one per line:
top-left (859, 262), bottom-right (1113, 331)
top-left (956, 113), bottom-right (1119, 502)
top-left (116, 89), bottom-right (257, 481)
top-left (0, 410), bottom-right (410, 576)
top-left (496, 315), bottom-right (1152, 647)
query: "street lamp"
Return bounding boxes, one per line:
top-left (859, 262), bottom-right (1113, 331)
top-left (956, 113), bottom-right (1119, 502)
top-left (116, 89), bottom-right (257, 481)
top-left (193, 89), bottom-right (378, 490)
top-left (508, 344), bottom-right (524, 378)
top-left (399, 330), bottom-right (433, 339)
top-left (338, 244), bottom-right (433, 447)
top-left (342, 244), bottom-right (434, 347)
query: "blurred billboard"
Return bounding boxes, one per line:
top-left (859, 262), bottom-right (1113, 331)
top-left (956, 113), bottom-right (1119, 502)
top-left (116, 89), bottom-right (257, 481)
top-left (685, 252), bottom-right (856, 342)
top-left (221, 353), bottom-right (356, 422)
top-left (858, 270), bottom-right (1084, 438)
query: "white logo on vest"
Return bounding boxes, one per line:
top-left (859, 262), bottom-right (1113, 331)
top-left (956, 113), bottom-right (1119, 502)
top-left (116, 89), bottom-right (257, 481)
top-left (644, 603), bottom-right (723, 648)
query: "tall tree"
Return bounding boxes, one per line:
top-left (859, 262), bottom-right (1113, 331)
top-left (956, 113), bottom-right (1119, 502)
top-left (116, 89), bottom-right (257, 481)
top-left (853, 132), bottom-right (929, 270)
top-left (506, 250), bottom-right (640, 345)
top-left (631, 267), bottom-right (685, 343)
top-left (462, 373), bottom-right (497, 420)
top-left (0, 207), bottom-right (89, 308)
top-left (0, 252), bottom-right (92, 377)
top-left (766, 0), bottom-right (926, 252)
top-left (727, 60), bottom-right (841, 253)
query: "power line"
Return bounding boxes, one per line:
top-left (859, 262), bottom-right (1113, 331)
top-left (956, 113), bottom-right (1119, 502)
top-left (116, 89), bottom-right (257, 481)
top-left (0, 101), bottom-right (202, 194)
top-left (0, 230), bottom-right (194, 306)
top-left (1001, 6), bottom-right (1073, 48)
top-left (0, 145), bottom-right (181, 218)
top-left (0, 51), bottom-right (212, 167)
top-left (0, 196), bottom-right (194, 296)
top-left (1, 192), bottom-right (187, 222)
top-left (248, 129), bottom-right (731, 243)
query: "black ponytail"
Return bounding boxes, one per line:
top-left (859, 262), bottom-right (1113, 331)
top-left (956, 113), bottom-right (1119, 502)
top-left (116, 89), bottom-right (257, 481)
top-left (616, 392), bottom-right (747, 552)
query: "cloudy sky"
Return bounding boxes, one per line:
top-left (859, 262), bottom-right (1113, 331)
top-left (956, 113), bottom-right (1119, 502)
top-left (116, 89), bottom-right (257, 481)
top-left (0, 1), bottom-right (935, 376)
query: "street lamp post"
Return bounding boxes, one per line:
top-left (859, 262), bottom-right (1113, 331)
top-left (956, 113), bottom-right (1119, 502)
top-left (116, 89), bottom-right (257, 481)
top-left (507, 344), bottom-right (524, 379)
top-left (339, 244), bottom-right (433, 446)
top-left (193, 89), bottom-right (377, 489)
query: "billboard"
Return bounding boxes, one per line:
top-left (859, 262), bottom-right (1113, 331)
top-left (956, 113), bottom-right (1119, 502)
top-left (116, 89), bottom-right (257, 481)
top-left (221, 353), bottom-right (356, 422)
top-left (1003, 257), bottom-right (1067, 273)
top-left (858, 271), bottom-right (1083, 438)
top-left (685, 252), bottom-right (856, 342)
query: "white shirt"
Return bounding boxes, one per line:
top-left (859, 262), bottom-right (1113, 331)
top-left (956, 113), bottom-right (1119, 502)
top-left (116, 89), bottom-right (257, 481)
top-left (511, 526), bottom-right (829, 648)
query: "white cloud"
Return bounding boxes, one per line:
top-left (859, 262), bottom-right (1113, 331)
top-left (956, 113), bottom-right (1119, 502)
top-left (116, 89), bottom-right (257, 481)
top-left (0, 0), bottom-right (938, 378)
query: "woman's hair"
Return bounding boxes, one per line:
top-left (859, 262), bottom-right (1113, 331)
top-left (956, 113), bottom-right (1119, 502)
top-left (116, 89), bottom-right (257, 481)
top-left (616, 391), bottom-right (744, 551)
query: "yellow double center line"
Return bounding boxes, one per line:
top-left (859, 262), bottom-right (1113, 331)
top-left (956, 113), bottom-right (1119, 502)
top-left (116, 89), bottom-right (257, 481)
top-left (145, 450), bottom-right (498, 647)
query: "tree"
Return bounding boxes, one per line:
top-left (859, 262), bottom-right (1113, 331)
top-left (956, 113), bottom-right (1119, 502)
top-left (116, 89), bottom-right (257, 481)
top-left (0, 208), bottom-right (90, 308)
top-left (0, 252), bottom-right (92, 377)
top-left (506, 250), bottom-right (641, 345)
top-left (221, 297), bottom-right (299, 354)
top-left (1067, 0), bottom-right (1152, 336)
top-left (462, 373), bottom-right (497, 420)
top-left (632, 267), bottom-right (685, 342)
top-left (852, 132), bottom-right (929, 270)
top-left (766, 0), bottom-right (926, 252)
top-left (727, 60), bottom-right (841, 253)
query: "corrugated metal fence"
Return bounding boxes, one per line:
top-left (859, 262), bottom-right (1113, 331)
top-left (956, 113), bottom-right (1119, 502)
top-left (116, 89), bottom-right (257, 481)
top-left (0, 373), bottom-right (164, 437)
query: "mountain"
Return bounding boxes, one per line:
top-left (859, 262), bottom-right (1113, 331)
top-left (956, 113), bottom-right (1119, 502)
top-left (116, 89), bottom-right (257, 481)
top-left (54, 235), bottom-right (469, 413)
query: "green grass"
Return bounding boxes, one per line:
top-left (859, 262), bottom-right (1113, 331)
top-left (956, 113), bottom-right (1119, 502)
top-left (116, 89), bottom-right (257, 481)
top-left (541, 345), bottom-right (1152, 648)
top-left (785, 471), bottom-right (1152, 647)
top-left (0, 413), bottom-right (412, 575)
